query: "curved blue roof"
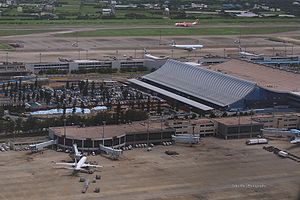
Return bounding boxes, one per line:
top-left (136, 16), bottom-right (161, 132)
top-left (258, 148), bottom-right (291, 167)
top-left (143, 59), bottom-right (256, 107)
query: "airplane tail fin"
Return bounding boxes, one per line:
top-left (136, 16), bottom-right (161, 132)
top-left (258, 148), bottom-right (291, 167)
top-left (193, 19), bottom-right (199, 25)
top-left (73, 143), bottom-right (80, 156)
top-left (171, 40), bottom-right (176, 46)
top-left (234, 39), bottom-right (242, 52)
top-left (144, 48), bottom-right (148, 55)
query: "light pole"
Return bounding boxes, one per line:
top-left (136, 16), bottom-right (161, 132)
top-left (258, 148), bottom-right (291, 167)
top-left (147, 118), bottom-right (150, 146)
top-left (64, 118), bottom-right (67, 149)
top-left (102, 121), bottom-right (106, 145)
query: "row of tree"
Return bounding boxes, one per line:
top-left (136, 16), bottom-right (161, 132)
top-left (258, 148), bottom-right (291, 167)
top-left (0, 109), bottom-right (148, 135)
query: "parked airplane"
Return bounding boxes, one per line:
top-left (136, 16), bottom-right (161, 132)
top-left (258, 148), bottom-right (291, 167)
top-left (72, 42), bottom-right (78, 47)
top-left (144, 49), bottom-right (169, 60)
top-left (58, 57), bottom-right (71, 62)
top-left (234, 39), bottom-right (263, 57)
top-left (175, 19), bottom-right (199, 27)
top-left (171, 40), bottom-right (204, 51)
top-left (55, 156), bottom-right (102, 174)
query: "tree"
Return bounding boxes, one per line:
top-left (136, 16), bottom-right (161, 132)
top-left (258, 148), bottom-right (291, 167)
top-left (22, 93), bottom-right (25, 102)
top-left (0, 107), bottom-right (4, 118)
top-left (91, 81), bottom-right (95, 96)
top-left (66, 81), bottom-right (70, 89)
top-left (34, 79), bottom-right (38, 89)
top-left (63, 103), bottom-right (66, 116)
top-left (15, 118), bottom-right (23, 133)
top-left (18, 91), bottom-right (22, 102)
top-left (72, 103), bottom-right (76, 114)
top-left (26, 93), bottom-right (31, 102)
top-left (147, 96), bottom-right (151, 112)
top-left (157, 100), bottom-right (162, 115)
top-left (6, 120), bottom-right (16, 134)
top-left (81, 101), bottom-right (85, 114)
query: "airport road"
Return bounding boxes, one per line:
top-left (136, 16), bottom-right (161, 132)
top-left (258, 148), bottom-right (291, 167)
top-left (0, 137), bottom-right (299, 200)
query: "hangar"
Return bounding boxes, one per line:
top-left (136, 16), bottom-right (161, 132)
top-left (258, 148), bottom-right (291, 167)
top-left (129, 59), bottom-right (300, 112)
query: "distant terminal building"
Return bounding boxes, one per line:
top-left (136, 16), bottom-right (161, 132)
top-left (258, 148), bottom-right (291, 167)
top-left (0, 62), bottom-right (30, 79)
top-left (198, 56), bottom-right (230, 66)
top-left (245, 55), bottom-right (300, 70)
top-left (25, 59), bottom-right (165, 74)
top-left (49, 122), bottom-right (175, 150)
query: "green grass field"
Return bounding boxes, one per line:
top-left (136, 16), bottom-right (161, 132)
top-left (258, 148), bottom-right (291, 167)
top-left (0, 42), bottom-right (12, 50)
top-left (0, 29), bottom-right (60, 36)
top-left (57, 26), bottom-right (300, 37)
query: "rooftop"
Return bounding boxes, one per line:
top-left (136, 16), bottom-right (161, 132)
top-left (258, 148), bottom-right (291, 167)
top-left (50, 121), bottom-right (170, 139)
top-left (142, 59), bottom-right (256, 107)
top-left (204, 59), bottom-right (300, 93)
top-left (213, 116), bottom-right (262, 126)
top-left (129, 79), bottom-right (213, 111)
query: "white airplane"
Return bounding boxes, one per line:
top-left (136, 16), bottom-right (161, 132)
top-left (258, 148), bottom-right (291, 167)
top-left (72, 42), bottom-right (78, 47)
top-left (55, 156), bottom-right (102, 174)
top-left (144, 49), bottom-right (169, 60)
top-left (234, 39), bottom-right (263, 57)
top-left (71, 143), bottom-right (83, 161)
top-left (171, 40), bottom-right (204, 52)
top-left (172, 134), bottom-right (200, 144)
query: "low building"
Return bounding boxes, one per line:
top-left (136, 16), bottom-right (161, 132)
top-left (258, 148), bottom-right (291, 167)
top-left (214, 116), bottom-right (264, 139)
top-left (166, 118), bottom-right (216, 136)
top-left (252, 113), bottom-right (300, 129)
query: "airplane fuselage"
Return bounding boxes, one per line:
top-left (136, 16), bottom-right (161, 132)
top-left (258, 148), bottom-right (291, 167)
top-left (172, 44), bottom-right (204, 51)
top-left (175, 20), bottom-right (198, 27)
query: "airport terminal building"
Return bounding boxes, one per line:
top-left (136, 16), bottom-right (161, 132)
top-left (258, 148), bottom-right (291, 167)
top-left (129, 59), bottom-right (300, 112)
top-left (49, 122), bottom-right (175, 150)
top-left (25, 59), bottom-right (165, 74)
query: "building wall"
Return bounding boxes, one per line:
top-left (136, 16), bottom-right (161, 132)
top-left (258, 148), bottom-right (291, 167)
top-left (167, 119), bottom-right (216, 136)
top-left (25, 59), bottom-right (155, 74)
top-left (51, 129), bottom-right (175, 150)
top-left (216, 123), bottom-right (263, 139)
top-left (253, 114), bottom-right (300, 129)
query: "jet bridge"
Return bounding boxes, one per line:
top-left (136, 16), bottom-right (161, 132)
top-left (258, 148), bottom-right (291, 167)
top-left (99, 144), bottom-right (123, 160)
top-left (29, 139), bottom-right (57, 152)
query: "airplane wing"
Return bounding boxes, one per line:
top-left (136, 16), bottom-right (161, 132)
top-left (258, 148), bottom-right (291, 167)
top-left (82, 163), bottom-right (103, 168)
top-left (55, 166), bottom-right (75, 170)
top-left (55, 162), bottom-right (75, 167)
top-left (185, 48), bottom-right (193, 51)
